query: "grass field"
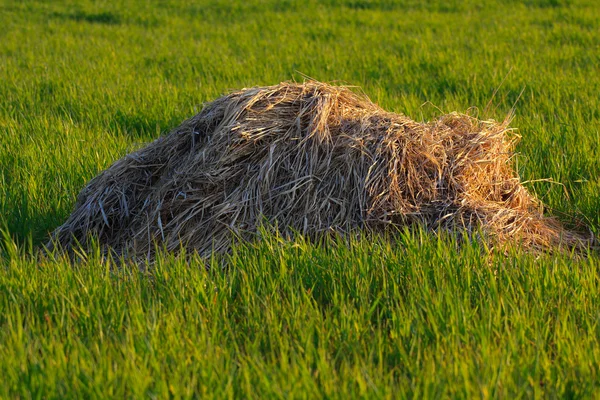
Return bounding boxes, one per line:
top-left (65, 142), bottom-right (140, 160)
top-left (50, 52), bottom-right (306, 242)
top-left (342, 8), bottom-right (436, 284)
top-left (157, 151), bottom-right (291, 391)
top-left (1, 0), bottom-right (599, 397)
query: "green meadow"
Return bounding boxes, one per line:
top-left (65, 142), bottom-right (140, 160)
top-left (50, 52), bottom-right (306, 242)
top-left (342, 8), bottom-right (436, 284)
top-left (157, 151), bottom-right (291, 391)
top-left (1, 0), bottom-right (599, 397)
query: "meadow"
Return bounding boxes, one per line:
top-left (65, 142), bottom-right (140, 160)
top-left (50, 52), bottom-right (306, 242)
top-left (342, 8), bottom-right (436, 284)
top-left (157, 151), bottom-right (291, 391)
top-left (1, 0), bottom-right (599, 397)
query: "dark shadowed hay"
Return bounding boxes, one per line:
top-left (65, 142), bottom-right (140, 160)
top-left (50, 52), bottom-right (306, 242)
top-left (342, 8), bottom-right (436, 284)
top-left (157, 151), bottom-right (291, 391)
top-left (50, 81), bottom-right (591, 259)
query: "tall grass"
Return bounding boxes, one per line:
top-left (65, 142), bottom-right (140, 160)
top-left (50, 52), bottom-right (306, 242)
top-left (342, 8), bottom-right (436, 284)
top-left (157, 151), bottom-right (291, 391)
top-left (1, 231), bottom-right (599, 398)
top-left (1, 0), bottom-right (599, 245)
top-left (1, 0), bottom-right (599, 397)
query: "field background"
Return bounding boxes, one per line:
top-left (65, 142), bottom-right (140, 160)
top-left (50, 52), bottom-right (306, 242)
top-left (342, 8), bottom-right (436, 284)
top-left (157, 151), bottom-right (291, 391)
top-left (1, 0), bottom-right (599, 398)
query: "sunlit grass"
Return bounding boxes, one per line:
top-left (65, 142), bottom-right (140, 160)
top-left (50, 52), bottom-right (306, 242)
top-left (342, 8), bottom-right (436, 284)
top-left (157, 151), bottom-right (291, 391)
top-left (1, 230), bottom-right (599, 398)
top-left (1, 0), bottom-right (599, 397)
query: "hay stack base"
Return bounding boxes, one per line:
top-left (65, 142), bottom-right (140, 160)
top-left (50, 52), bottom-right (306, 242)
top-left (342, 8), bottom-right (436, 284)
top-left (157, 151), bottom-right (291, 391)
top-left (51, 81), bottom-right (588, 258)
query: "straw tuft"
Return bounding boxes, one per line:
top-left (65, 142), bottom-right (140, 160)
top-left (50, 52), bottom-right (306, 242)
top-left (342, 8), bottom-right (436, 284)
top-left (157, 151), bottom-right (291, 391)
top-left (50, 81), bottom-right (591, 258)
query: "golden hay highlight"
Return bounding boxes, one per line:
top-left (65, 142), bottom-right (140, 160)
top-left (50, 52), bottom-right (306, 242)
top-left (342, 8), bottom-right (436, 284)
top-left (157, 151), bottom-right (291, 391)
top-left (49, 81), bottom-right (592, 258)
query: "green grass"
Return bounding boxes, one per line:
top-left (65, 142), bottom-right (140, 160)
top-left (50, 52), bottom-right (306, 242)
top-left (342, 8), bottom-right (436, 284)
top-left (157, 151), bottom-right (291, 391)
top-left (2, 232), bottom-right (600, 398)
top-left (1, 0), bottom-right (599, 397)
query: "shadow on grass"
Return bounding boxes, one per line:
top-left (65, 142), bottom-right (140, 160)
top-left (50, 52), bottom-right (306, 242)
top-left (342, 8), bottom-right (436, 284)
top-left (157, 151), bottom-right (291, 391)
top-left (51, 11), bottom-right (121, 25)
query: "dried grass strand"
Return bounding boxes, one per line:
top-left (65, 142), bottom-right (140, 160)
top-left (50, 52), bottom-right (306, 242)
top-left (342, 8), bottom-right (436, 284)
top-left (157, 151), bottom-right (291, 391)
top-left (49, 81), bottom-right (592, 258)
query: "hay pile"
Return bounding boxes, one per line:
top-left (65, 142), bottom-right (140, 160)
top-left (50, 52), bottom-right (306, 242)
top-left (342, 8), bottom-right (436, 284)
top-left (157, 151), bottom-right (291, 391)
top-left (50, 81), bottom-right (589, 258)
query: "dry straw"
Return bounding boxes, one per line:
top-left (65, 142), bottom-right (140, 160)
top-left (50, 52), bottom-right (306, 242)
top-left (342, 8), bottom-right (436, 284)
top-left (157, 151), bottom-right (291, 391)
top-left (50, 81), bottom-right (591, 258)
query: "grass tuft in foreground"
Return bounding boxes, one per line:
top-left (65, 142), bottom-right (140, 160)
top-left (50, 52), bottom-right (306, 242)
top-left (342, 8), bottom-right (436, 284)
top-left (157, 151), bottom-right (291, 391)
top-left (1, 230), bottom-right (599, 398)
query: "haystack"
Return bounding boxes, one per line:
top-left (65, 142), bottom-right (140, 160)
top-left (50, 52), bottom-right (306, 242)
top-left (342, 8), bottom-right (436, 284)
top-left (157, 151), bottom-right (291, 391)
top-left (50, 81), bottom-right (589, 258)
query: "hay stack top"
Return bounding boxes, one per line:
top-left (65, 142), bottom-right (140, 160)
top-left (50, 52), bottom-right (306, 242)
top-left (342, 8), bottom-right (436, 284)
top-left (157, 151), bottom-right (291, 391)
top-left (51, 81), bottom-right (586, 257)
